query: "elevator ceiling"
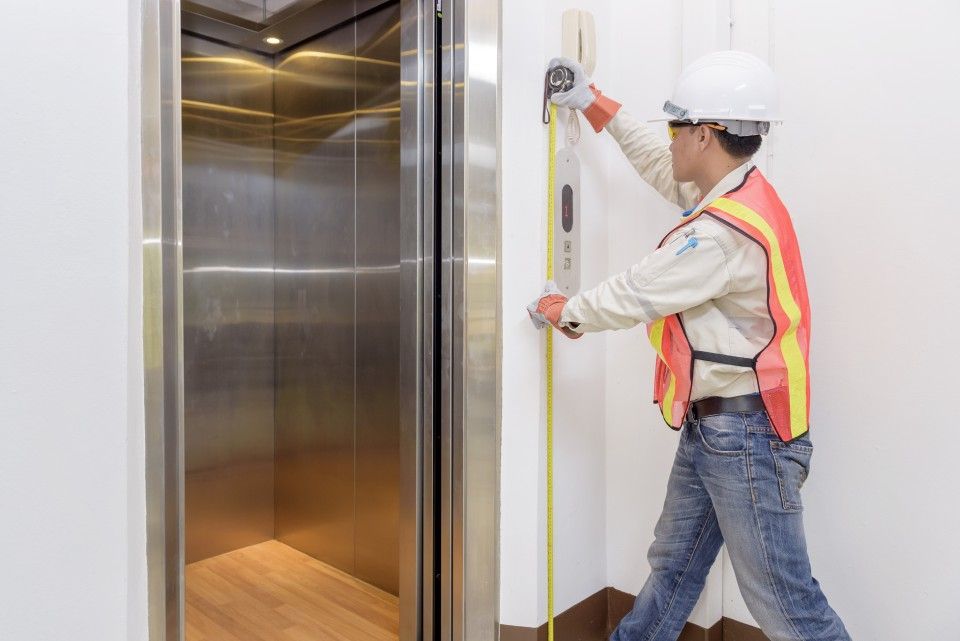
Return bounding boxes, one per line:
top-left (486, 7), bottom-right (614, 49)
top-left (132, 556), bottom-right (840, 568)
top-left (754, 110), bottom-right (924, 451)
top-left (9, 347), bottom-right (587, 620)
top-left (185, 0), bottom-right (317, 28)
top-left (183, 0), bottom-right (390, 54)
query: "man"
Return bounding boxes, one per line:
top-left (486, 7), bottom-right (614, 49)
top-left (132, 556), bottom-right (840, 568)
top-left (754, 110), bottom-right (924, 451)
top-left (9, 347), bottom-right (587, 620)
top-left (528, 51), bottom-right (852, 641)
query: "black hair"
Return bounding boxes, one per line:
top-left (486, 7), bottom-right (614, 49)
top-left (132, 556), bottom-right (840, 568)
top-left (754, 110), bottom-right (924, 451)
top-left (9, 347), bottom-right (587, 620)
top-left (714, 128), bottom-right (762, 158)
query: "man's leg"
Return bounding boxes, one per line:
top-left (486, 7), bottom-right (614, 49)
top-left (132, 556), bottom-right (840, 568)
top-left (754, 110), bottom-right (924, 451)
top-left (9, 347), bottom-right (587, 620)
top-left (694, 411), bottom-right (851, 641)
top-left (611, 423), bottom-right (724, 641)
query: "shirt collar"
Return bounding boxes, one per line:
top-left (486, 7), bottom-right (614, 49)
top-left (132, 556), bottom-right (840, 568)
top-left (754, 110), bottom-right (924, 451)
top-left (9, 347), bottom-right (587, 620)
top-left (682, 160), bottom-right (755, 218)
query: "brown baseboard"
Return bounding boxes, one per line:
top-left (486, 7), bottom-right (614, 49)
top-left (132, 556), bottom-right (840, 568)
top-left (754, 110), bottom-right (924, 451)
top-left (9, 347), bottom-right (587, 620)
top-left (499, 587), bottom-right (608, 641)
top-left (722, 617), bottom-right (770, 641)
top-left (499, 587), bottom-right (766, 641)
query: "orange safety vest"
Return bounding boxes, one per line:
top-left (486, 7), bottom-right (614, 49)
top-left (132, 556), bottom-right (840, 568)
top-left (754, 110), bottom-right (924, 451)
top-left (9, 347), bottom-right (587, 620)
top-left (647, 168), bottom-right (811, 442)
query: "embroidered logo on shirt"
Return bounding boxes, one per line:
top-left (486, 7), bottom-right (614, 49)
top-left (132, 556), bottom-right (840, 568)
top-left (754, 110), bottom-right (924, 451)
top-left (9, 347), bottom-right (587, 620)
top-left (675, 237), bottom-right (699, 255)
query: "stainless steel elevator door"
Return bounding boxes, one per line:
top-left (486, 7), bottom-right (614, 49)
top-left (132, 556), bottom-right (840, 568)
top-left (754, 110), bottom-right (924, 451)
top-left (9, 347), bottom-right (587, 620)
top-left (181, 35), bottom-right (276, 564)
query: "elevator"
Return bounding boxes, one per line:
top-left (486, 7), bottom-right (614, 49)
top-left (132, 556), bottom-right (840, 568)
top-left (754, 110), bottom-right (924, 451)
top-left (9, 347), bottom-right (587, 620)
top-left (182, 0), bottom-right (402, 588)
top-left (142, 0), bottom-right (499, 639)
top-left (180, 2), bottom-right (402, 637)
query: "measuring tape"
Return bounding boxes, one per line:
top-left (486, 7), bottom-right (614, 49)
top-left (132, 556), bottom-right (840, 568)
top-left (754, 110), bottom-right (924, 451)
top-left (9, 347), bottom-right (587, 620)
top-left (545, 101), bottom-right (558, 641)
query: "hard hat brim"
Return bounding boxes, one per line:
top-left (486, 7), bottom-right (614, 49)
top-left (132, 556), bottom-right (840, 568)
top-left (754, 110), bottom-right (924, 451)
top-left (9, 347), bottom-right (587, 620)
top-left (647, 114), bottom-right (782, 124)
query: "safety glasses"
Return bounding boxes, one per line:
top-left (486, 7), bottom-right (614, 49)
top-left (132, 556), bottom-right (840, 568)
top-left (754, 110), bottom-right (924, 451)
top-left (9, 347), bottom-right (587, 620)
top-left (667, 121), bottom-right (727, 141)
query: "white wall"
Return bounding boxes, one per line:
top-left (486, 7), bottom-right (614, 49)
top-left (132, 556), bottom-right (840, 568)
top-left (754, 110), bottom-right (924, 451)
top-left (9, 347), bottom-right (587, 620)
top-left (0, 2), bottom-right (147, 640)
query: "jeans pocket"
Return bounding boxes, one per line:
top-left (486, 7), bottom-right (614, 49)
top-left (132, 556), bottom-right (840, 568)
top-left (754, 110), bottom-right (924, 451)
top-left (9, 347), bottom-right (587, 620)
top-left (697, 414), bottom-right (747, 456)
top-left (770, 440), bottom-right (813, 512)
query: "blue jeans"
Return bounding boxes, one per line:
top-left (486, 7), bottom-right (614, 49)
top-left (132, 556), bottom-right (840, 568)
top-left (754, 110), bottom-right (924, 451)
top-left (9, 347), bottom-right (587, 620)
top-left (611, 411), bottom-right (851, 641)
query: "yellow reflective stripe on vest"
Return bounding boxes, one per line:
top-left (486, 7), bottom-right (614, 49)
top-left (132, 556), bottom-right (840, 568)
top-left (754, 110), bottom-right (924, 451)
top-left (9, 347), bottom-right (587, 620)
top-left (711, 197), bottom-right (808, 438)
top-left (648, 318), bottom-right (677, 425)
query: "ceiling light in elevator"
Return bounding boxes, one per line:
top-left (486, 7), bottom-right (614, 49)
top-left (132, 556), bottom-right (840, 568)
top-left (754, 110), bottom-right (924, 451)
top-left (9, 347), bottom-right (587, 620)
top-left (263, 36), bottom-right (283, 45)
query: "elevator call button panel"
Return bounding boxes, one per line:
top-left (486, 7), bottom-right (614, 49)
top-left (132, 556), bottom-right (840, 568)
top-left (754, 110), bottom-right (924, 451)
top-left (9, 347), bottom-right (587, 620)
top-left (554, 147), bottom-right (581, 296)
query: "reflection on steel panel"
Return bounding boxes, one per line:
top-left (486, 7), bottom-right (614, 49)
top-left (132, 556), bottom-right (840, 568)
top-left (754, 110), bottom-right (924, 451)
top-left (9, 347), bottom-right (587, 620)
top-left (273, 23), bottom-right (358, 574)
top-left (354, 4), bottom-right (402, 595)
top-left (454, 0), bottom-right (500, 637)
top-left (398, 0), bottom-right (430, 635)
top-left (181, 34), bottom-right (276, 564)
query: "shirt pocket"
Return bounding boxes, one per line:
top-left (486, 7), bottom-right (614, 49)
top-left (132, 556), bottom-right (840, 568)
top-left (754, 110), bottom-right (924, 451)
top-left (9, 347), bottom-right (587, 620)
top-left (634, 227), bottom-right (700, 287)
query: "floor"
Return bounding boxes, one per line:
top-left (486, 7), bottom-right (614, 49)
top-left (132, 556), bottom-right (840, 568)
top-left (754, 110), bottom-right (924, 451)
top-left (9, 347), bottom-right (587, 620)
top-left (186, 539), bottom-right (400, 641)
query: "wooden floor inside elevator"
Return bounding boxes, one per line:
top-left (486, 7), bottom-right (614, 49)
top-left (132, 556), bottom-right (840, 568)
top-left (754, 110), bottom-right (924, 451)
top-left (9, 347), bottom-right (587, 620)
top-left (186, 539), bottom-right (400, 641)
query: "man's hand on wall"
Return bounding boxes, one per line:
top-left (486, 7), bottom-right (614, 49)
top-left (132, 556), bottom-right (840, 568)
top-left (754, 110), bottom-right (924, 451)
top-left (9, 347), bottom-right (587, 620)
top-left (527, 281), bottom-right (582, 340)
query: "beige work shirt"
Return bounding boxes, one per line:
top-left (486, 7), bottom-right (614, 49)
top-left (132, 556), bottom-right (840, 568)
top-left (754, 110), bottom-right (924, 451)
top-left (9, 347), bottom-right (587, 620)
top-left (560, 110), bottom-right (774, 401)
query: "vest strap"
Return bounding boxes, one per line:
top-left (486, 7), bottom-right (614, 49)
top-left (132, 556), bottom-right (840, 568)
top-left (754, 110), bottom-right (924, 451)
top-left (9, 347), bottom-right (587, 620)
top-left (691, 350), bottom-right (757, 369)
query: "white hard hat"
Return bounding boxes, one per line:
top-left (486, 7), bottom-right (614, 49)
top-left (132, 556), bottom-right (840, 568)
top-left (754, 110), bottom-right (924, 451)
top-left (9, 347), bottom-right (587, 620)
top-left (654, 50), bottom-right (781, 136)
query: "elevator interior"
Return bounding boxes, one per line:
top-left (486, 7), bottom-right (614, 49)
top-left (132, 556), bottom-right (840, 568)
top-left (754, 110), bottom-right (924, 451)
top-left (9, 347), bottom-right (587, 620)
top-left (180, 0), bottom-right (402, 636)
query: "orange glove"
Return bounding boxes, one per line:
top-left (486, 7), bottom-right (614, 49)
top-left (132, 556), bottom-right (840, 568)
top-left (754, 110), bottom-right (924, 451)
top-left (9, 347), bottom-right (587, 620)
top-left (547, 56), bottom-right (622, 132)
top-left (527, 282), bottom-right (582, 340)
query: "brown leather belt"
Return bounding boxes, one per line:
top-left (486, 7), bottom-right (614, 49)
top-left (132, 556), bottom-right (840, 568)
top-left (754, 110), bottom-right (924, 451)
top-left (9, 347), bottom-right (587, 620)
top-left (686, 394), bottom-right (765, 422)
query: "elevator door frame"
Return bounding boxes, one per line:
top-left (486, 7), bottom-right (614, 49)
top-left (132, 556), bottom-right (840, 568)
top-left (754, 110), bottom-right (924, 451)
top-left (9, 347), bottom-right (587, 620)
top-left (140, 0), bottom-right (500, 640)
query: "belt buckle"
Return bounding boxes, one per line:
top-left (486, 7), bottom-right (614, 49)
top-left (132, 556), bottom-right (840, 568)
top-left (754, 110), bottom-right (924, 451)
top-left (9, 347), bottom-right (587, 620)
top-left (685, 403), bottom-right (699, 423)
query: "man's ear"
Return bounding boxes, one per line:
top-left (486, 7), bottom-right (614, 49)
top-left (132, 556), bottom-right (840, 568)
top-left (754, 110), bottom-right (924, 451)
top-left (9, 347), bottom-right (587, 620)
top-left (696, 125), bottom-right (711, 151)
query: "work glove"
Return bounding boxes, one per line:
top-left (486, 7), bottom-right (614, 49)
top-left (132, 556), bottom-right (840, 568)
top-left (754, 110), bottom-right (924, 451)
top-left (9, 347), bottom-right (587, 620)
top-left (547, 56), bottom-right (621, 133)
top-left (527, 281), bottom-right (582, 340)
